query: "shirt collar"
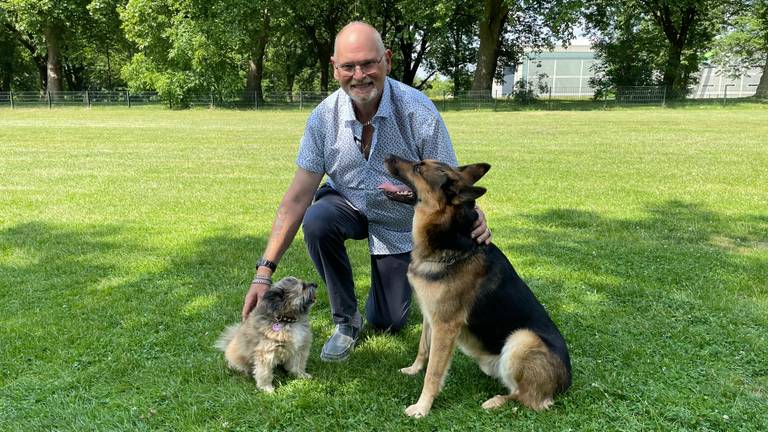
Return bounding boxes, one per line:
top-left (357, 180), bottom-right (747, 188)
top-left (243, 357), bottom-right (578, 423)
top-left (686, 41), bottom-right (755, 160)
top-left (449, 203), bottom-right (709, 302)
top-left (341, 77), bottom-right (393, 125)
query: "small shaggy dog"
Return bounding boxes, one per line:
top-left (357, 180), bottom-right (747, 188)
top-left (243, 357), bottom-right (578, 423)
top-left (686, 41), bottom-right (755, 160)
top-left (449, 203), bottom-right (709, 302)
top-left (216, 277), bottom-right (317, 392)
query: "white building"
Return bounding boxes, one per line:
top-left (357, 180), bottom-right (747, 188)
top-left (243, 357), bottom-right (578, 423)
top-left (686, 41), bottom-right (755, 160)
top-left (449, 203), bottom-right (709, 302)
top-left (493, 44), bottom-right (763, 99)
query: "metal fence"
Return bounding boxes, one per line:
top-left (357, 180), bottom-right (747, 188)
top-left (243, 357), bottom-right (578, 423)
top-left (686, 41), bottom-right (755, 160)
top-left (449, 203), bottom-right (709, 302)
top-left (0, 86), bottom-right (762, 111)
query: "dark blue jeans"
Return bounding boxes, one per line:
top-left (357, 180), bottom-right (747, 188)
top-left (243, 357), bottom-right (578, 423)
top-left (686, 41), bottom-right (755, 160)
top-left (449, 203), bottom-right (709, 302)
top-left (302, 184), bottom-right (411, 332)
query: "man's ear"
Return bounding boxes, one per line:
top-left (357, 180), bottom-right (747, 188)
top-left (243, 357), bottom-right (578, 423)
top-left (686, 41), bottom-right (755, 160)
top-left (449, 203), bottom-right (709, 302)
top-left (458, 163), bottom-right (491, 185)
top-left (330, 57), bottom-right (341, 80)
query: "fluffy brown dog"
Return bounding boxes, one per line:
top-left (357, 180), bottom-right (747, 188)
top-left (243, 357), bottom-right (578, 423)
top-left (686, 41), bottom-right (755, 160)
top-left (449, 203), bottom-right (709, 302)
top-left (385, 155), bottom-right (572, 417)
top-left (216, 276), bottom-right (317, 392)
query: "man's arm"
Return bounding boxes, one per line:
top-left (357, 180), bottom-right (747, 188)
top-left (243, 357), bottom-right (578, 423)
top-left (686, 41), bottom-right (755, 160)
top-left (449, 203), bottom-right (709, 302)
top-left (242, 167), bottom-right (323, 320)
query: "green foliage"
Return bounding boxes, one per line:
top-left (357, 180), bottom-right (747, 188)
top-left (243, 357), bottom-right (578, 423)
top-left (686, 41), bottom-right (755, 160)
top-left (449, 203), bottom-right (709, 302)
top-left (120, 0), bottom-right (259, 101)
top-left (421, 75), bottom-right (453, 98)
top-left (584, 0), bottom-right (727, 99)
top-left (426, 0), bottom-right (479, 93)
top-left (512, 73), bottom-right (550, 103)
top-left (0, 25), bottom-right (38, 90)
top-left (709, 0), bottom-right (768, 77)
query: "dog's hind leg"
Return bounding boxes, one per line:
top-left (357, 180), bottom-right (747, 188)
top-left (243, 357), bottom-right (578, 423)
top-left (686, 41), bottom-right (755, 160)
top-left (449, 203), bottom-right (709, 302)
top-left (400, 317), bottom-right (431, 375)
top-left (222, 335), bottom-right (250, 374)
top-left (497, 329), bottom-right (561, 411)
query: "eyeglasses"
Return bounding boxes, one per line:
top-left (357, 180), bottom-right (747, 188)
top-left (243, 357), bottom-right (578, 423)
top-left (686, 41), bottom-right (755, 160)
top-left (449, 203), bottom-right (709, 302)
top-left (334, 54), bottom-right (385, 76)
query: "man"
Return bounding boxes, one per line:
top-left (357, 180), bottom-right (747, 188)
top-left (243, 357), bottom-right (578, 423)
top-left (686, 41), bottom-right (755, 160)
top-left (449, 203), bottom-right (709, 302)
top-left (242, 21), bottom-right (491, 362)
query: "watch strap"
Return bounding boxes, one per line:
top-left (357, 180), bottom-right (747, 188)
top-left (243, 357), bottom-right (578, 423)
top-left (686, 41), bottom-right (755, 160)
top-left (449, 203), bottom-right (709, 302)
top-left (256, 257), bottom-right (277, 272)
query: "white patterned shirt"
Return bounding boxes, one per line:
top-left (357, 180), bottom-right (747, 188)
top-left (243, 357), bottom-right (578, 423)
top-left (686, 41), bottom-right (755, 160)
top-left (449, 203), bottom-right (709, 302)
top-left (296, 77), bottom-right (458, 254)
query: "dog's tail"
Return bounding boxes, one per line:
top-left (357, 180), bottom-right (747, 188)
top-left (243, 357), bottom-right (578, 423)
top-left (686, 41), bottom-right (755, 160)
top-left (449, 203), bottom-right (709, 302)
top-left (214, 323), bottom-right (241, 352)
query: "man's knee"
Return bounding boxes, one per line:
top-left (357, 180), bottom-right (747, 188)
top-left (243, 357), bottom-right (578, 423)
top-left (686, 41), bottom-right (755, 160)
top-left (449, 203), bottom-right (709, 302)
top-left (302, 203), bottom-right (337, 242)
top-left (366, 310), bottom-right (408, 333)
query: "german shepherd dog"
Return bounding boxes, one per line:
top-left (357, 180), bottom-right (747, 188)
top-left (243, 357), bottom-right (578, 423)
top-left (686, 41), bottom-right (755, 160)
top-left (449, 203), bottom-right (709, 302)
top-left (385, 155), bottom-right (571, 418)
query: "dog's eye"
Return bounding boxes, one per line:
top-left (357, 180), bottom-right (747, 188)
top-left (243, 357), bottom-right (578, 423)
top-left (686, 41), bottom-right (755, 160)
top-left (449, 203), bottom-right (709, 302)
top-left (413, 163), bottom-right (421, 174)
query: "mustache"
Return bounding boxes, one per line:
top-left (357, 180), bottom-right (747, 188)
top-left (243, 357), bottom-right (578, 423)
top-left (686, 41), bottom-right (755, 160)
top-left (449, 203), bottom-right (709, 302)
top-left (351, 78), bottom-right (373, 85)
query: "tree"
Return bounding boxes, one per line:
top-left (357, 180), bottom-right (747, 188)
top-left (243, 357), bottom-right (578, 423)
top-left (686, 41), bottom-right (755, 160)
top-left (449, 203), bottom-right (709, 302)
top-left (585, 0), bottom-right (726, 98)
top-left (641, 0), bottom-right (725, 98)
top-left (429, 0), bottom-right (479, 93)
top-left (359, 0), bottom-right (449, 89)
top-left (0, 0), bottom-right (94, 93)
top-left (285, 0), bottom-right (351, 92)
top-left (709, 0), bottom-right (768, 98)
top-left (120, 0), bottom-right (263, 101)
top-left (0, 17), bottom-right (41, 90)
top-left (471, 0), bottom-right (582, 93)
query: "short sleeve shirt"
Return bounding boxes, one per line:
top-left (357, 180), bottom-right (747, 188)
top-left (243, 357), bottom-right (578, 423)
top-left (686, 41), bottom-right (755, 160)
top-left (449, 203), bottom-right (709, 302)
top-left (296, 77), bottom-right (458, 254)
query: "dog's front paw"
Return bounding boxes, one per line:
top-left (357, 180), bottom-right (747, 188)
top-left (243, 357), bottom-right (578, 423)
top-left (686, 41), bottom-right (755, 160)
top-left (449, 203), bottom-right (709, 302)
top-left (399, 365), bottom-right (422, 375)
top-left (404, 402), bottom-right (430, 418)
top-left (258, 385), bottom-right (275, 393)
top-left (295, 372), bottom-right (312, 379)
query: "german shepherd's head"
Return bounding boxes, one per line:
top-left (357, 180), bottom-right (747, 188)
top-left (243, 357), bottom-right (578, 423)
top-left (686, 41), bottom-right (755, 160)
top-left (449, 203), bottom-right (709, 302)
top-left (385, 155), bottom-right (490, 208)
top-left (385, 155), bottom-right (490, 251)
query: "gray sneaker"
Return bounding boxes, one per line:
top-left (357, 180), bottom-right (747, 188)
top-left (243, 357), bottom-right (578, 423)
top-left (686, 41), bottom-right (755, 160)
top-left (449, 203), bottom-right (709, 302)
top-left (320, 314), bottom-right (362, 362)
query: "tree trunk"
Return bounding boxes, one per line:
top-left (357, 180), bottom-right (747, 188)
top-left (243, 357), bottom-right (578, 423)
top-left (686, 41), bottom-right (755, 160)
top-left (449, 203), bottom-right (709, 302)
top-left (399, 28), bottom-right (429, 88)
top-left (44, 24), bottom-right (63, 94)
top-left (646, 3), bottom-right (697, 99)
top-left (756, 55), bottom-right (768, 98)
top-left (662, 44), bottom-right (684, 99)
top-left (471, 0), bottom-right (508, 93)
top-left (318, 42), bottom-right (332, 92)
top-left (244, 14), bottom-right (271, 104)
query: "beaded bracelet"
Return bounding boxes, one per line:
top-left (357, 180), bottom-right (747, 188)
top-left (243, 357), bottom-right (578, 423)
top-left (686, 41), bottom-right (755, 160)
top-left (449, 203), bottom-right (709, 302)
top-left (252, 276), bottom-right (272, 285)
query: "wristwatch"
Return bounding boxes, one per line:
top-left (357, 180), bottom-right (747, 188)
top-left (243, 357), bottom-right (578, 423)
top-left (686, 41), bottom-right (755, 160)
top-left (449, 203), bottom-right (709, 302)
top-left (256, 257), bottom-right (277, 272)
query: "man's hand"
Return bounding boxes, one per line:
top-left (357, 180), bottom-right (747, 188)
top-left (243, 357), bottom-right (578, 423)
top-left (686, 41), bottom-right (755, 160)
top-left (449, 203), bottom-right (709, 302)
top-left (242, 281), bottom-right (270, 321)
top-left (471, 206), bottom-right (492, 245)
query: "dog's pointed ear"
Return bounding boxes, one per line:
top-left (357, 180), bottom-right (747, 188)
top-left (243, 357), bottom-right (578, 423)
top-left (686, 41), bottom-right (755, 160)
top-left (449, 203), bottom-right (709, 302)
top-left (456, 186), bottom-right (486, 203)
top-left (458, 163), bottom-right (491, 185)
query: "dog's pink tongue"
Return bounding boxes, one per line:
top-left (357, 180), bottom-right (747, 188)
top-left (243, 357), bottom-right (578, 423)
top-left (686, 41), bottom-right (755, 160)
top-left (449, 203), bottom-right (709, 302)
top-left (377, 182), bottom-right (411, 194)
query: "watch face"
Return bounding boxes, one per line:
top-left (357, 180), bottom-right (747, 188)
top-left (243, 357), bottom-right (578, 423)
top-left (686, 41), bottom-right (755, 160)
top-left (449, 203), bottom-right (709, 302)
top-left (258, 258), bottom-right (276, 271)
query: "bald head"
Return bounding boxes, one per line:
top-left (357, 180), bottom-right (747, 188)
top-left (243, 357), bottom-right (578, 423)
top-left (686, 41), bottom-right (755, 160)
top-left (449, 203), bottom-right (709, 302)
top-left (334, 21), bottom-right (385, 57)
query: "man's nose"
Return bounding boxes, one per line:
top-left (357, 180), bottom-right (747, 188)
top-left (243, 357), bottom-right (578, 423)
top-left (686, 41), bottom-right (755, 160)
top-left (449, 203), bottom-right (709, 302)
top-left (352, 65), bottom-right (367, 80)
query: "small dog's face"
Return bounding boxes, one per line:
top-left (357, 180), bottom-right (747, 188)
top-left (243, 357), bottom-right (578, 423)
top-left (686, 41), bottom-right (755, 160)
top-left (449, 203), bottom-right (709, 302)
top-left (385, 155), bottom-right (490, 207)
top-left (259, 276), bottom-right (317, 319)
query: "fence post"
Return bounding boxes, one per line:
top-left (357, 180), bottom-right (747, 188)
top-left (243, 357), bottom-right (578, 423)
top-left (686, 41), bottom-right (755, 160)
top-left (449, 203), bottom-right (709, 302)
top-left (662, 86), bottom-right (667, 107)
top-left (85, 90), bottom-right (90, 108)
top-left (47, 91), bottom-right (51, 109)
top-left (127, 91), bottom-right (131, 108)
top-left (9, 90), bottom-right (13, 109)
top-left (723, 84), bottom-right (734, 105)
top-left (548, 87), bottom-right (553, 110)
top-left (442, 91), bottom-right (446, 111)
top-left (299, 91), bottom-right (303, 110)
top-left (254, 91), bottom-right (259, 110)
top-left (210, 91), bottom-right (214, 109)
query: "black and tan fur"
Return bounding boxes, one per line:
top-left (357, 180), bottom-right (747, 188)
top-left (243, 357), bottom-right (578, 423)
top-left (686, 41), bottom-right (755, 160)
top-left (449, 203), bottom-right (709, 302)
top-left (385, 155), bottom-right (571, 417)
top-left (215, 277), bottom-right (317, 393)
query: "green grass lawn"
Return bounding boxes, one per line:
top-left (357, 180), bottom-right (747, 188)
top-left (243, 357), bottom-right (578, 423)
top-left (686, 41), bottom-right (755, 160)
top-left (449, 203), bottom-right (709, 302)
top-left (1, 106), bottom-right (766, 431)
